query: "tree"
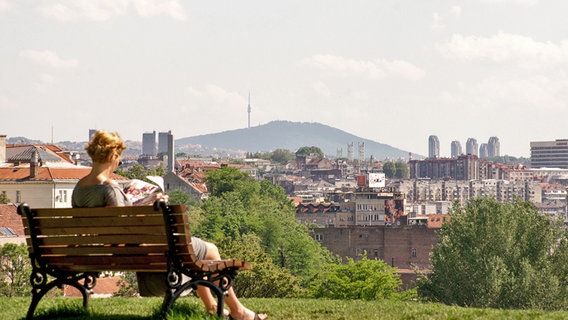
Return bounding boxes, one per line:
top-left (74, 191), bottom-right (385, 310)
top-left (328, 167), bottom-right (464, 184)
top-left (310, 255), bottom-right (409, 301)
top-left (216, 234), bottom-right (305, 298)
top-left (296, 146), bottom-right (324, 159)
top-left (195, 166), bottom-right (336, 288)
top-left (205, 167), bottom-right (255, 198)
top-left (383, 161), bottom-right (396, 178)
top-left (0, 243), bottom-right (31, 297)
top-left (418, 198), bottom-right (568, 310)
top-left (394, 161), bottom-right (409, 179)
top-left (0, 193), bottom-right (10, 204)
top-left (270, 149), bottom-right (295, 164)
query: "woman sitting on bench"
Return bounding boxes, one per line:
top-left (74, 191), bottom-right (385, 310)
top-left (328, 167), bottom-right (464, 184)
top-left (72, 130), bottom-right (267, 320)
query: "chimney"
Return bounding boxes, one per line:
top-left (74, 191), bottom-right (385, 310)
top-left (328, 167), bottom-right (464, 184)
top-left (0, 135), bottom-right (6, 163)
top-left (30, 149), bottom-right (39, 178)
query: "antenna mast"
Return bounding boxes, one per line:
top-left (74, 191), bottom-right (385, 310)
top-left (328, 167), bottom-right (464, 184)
top-left (247, 92), bottom-right (251, 129)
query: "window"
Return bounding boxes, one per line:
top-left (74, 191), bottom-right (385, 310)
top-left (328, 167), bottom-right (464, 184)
top-left (16, 191), bottom-right (21, 203)
top-left (314, 233), bottom-right (324, 241)
top-left (411, 248), bottom-right (417, 258)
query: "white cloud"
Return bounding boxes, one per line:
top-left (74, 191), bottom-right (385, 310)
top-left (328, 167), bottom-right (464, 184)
top-left (312, 81), bottom-right (331, 97)
top-left (432, 12), bottom-right (445, 31)
top-left (187, 84), bottom-right (246, 109)
top-left (20, 49), bottom-right (79, 68)
top-left (0, 0), bottom-right (10, 12)
top-left (450, 6), bottom-right (462, 17)
top-left (132, 0), bottom-right (186, 20)
top-left (439, 32), bottom-right (568, 67)
top-left (304, 54), bottom-right (424, 81)
top-left (34, 73), bottom-right (57, 93)
top-left (39, 0), bottom-right (186, 22)
top-left (187, 87), bottom-right (202, 97)
top-left (480, 0), bottom-right (539, 5)
top-left (441, 75), bottom-right (568, 111)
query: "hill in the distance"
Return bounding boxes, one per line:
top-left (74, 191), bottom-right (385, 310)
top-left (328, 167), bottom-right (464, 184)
top-left (177, 121), bottom-right (418, 160)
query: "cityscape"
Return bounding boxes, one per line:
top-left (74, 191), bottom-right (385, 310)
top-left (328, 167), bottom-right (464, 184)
top-left (1, 129), bottom-right (567, 273)
top-left (2, 1), bottom-right (568, 317)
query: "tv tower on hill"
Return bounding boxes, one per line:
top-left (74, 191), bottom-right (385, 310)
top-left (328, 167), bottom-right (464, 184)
top-left (247, 92), bottom-right (251, 129)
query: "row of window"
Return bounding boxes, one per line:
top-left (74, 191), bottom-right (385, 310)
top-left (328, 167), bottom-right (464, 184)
top-left (312, 233), bottom-right (419, 258)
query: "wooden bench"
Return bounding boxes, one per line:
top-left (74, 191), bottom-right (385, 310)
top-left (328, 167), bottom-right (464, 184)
top-left (17, 200), bottom-right (251, 319)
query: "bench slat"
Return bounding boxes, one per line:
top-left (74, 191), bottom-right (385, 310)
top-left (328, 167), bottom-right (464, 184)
top-left (28, 225), bottom-right (168, 236)
top-left (29, 215), bottom-right (165, 228)
top-left (33, 235), bottom-right (170, 246)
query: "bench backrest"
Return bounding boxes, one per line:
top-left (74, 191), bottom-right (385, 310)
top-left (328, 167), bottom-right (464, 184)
top-left (19, 204), bottom-right (198, 273)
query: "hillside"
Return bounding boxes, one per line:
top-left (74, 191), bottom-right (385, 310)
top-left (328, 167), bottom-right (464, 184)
top-left (176, 121), bottom-right (418, 160)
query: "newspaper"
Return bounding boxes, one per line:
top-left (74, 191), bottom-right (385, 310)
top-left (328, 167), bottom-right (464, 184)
top-left (123, 176), bottom-right (165, 206)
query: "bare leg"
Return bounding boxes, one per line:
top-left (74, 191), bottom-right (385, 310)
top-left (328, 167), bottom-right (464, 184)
top-left (196, 242), bottom-right (267, 320)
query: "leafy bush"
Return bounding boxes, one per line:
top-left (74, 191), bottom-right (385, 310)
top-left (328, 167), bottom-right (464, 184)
top-left (310, 255), bottom-right (410, 301)
top-left (217, 234), bottom-right (305, 298)
top-left (418, 198), bottom-right (568, 310)
top-left (0, 243), bottom-right (31, 297)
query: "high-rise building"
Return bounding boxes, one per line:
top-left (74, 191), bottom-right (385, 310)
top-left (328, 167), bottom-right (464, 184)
top-left (428, 135), bottom-right (440, 158)
top-left (158, 131), bottom-right (171, 154)
top-left (479, 143), bottom-right (488, 159)
top-left (142, 131), bottom-right (157, 156)
top-left (488, 136), bottom-right (500, 158)
top-left (466, 138), bottom-right (478, 156)
top-left (88, 129), bottom-right (97, 141)
top-left (157, 131), bottom-right (175, 172)
top-left (530, 139), bottom-right (568, 169)
top-left (451, 140), bottom-right (462, 158)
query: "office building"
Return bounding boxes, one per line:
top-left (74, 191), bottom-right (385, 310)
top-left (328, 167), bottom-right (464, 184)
top-left (451, 140), bottom-right (462, 158)
top-left (158, 131), bottom-right (175, 172)
top-left (428, 135), bottom-right (440, 158)
top-left (466, 138), bottom-right (478, 156)
top-left (88, 129), bottom-right (97, 141)
top-left (142, 131), bottom-right (157, 156)
top-left (479, 143), bottom-right (488, 159)
top-left (158, 131), bottom-right (172, 154)
top-left (488, 136), bottom-right (500, 158)
top-left (530, 139), bottom-right (568, 169)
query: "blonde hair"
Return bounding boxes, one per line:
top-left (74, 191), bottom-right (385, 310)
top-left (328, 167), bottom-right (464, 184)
top-left (85, 130), bottom-right (126, 163)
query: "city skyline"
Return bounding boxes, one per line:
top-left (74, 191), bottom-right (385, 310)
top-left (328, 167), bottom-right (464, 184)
top-left (3, 1), bottom-right (568, 158)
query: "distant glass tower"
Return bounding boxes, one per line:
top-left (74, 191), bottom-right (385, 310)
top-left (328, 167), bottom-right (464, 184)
top-left (451, 140), bottom-right (462, 158)
top-left (88, 129), bottom-right (97, 141)
top-left (158, 131), bottom-right (175, 172)
top-left (466, 138), bottom-right (478, 156)
top-left (428, 135), bottom-right (440, 158)
top-left (158, 131), bottom-right (171, 154)
top-left (479, 143), bottom-right (488, 159)
top-left (142, 131), bottom-right (157, 156)
top-left (487, 136), bottom-right (500, 158)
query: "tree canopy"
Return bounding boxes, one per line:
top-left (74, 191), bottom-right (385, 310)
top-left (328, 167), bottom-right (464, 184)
top-left (296, 146), bottom-right (324, 159)
top-left (418, 198), bottom-right (568, 310)
top-left (194, 166), bottom-right (336, 286)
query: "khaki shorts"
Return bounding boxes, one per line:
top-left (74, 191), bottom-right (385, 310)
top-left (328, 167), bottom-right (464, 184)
top-left (137, 237), bottom-right (208, 296)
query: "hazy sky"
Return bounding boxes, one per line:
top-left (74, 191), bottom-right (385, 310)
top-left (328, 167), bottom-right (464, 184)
top-left (2, 0), bottom-right (567, 158)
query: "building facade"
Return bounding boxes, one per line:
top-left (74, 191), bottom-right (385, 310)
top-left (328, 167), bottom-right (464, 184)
top-left (451, 140), bottom-right (462, 158)
top-left (466, 138), bottom-right (478, 156)
top-left (530, 139), bottom-right (568, 169)
top-left (142, 131), bottom-right (157, 156)
top-left (428, 135), bottom-right (440, 158)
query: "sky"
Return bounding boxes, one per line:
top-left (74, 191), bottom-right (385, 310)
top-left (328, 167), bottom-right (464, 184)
top-left (2, 0), bottom-right (568, 158)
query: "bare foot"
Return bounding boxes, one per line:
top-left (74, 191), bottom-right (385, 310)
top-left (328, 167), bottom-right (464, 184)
top-left (230, 309), bottom-right (268, 320)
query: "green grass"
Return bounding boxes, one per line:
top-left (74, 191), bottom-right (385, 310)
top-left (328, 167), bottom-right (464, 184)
top-left (1, 297), bottom-right (567, 320)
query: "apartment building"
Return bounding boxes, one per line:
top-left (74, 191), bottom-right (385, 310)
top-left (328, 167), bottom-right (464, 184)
top-left (530, 139), bottom-right (568, 169)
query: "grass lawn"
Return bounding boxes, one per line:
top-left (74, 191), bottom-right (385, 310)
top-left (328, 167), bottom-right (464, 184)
top-left (1, 297), bottom-right (567, 320)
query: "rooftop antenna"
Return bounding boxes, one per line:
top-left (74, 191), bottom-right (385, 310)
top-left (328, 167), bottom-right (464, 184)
top-left (247, 92), bottom-right (251, 129)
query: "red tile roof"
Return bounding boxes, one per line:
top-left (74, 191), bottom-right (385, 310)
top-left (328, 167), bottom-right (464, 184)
top-left (0, 204), bottom-right (25, 236)
top-left (64, 276), bottom-right (124, 297)
top-left (0, 167), bottom-right (127, 182)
